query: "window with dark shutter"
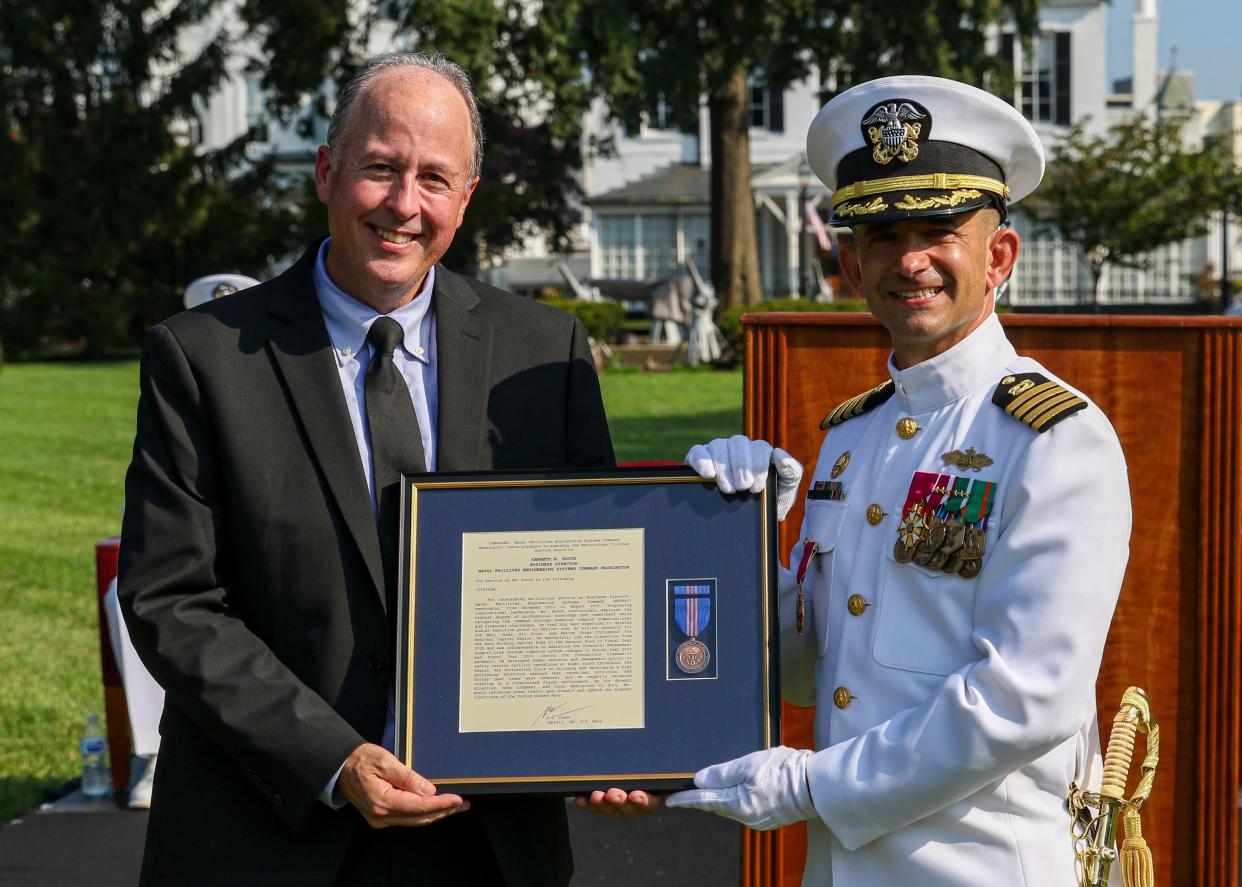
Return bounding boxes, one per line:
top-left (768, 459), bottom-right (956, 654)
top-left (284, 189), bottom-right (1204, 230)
top-left (1002, 32), bottom-right (1017, 109)
top-left (1054, 32), bottom-right (1072, 125)
top-left (768, 87), bottom-right (784, 133)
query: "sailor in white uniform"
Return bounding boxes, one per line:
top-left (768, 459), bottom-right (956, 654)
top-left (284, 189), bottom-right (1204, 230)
top-left (669, 76), bottom-right (1132, 886)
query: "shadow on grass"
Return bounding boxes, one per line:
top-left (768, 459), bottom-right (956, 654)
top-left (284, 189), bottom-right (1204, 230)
top-left (0, 776), bottom-right (75, 822)
top-left (609, 407), bottom-right (743, 463)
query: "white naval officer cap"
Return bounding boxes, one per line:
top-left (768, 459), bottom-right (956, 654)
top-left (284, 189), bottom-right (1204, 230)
top-left (807, 75), bottom-right (1045, 226)
top-left (183, 273), bottom-right (261, 310)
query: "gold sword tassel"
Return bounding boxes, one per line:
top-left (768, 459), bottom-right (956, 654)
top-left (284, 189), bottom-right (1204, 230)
top-left (1075, 686), bottom-right (1159, 887)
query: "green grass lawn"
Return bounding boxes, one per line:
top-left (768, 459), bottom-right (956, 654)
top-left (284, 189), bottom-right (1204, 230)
top-left (599, 366), bottom-right (742, 462)
top-left (0, 362), bottom-right (139, 820)
top-left (0, 360), bottom-right (741, 821)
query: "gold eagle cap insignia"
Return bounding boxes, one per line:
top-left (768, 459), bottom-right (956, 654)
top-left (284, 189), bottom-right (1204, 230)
top-left (861, 101), bottom-right (927, 165)
top-left (941, 448), bottom-right (994, 472)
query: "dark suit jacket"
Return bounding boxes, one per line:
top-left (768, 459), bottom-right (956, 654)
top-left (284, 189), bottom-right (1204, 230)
top-left (118, 243), bottom-right (614, 886)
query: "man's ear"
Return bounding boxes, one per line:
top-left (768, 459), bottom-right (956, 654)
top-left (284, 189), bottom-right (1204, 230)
top-left (314, 145), bottom-right (333, 204)
top-left (455, 176), bottom-right (480, 228)
top-left (838, 239), bottom-right (863, 298)
top-left (986, 226), bottom-right (1020, 293)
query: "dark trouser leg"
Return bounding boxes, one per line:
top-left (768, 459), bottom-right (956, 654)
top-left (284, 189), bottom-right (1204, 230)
top-left (333, 809), bottom-right (505, 887)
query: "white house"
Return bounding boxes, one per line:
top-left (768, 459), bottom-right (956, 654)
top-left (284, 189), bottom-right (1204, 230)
top-left (556, 0), bottom-right (1242, 307)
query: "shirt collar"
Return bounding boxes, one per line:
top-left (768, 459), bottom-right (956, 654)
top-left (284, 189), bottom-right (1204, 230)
top-left (313, 237), bottom-right (436, 367)
top-left (888, 312), bottom-right (1016, 414)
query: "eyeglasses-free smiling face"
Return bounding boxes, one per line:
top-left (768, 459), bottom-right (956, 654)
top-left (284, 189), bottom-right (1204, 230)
top-left (315, 66), bottom-right (478, 313)
top-left (840, 209), bottom-right (1020, 369)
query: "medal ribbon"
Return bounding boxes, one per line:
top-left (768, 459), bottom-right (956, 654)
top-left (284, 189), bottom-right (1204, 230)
top-left (902, 471), bottom-right (941, 516)
top-left (810, 480), bottom-right (845, 500)
top-left (794, 541), bottom-right (819, 634)
top-left (674, 586), bottom-right (712, 637)
top-left (943, 475), bottom-right (972, 517)
top-left (925, 473), bottom-right (953, 517)
top-left (963, 480), bottom-right (996, 524)
top-left (796, 541), bottom-right (820, 588)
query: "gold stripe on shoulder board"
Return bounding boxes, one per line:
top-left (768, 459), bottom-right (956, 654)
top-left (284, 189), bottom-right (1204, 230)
top-left (991, 372), bottom-right (1087, 433)
top-left (821, 380), bottom-right (896, 430)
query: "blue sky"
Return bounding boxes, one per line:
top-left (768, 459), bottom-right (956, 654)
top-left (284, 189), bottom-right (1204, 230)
top-left (1107, 0), bottom-right (1242, 102)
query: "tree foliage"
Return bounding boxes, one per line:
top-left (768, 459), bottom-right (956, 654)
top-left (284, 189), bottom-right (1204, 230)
top-left (1027, 115), bottom-right (1223, 298)
top-left (1203, 137), bottom-right (1242, 305)
top-left (0, 0), bottom-right (1051, 352)
top-left (0, 0), bottom-right (301, 357)
top-left (240, 0), bottom-right (598, 272)
top-left (579, 0), bottom-right (1039, 310)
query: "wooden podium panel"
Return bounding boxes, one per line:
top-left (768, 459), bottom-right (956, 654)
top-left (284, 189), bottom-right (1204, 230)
top-left (740, 314), bottom-right (1242, 887)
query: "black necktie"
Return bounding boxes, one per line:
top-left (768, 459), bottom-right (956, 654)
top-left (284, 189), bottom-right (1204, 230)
top-left (365, 317), bottom-right (427, 616)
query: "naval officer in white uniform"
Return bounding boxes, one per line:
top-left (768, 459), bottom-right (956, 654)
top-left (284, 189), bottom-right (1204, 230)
top-left (668, 76), bottom-right (1132, 886)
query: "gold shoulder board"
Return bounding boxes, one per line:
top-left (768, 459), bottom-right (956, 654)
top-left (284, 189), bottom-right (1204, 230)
top-left (991, 372), bottom-right (1087, 433)
top-left (820, 379), bottom-right (896, 429)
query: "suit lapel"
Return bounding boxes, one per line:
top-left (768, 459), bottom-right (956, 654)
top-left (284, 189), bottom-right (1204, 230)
top-left (265, 247), bottom-right (386, 606)
top-left (433, 268), bottom-right (494, 471)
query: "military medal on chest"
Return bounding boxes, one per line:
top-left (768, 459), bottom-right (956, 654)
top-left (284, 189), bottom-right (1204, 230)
top-left (894, 468), bottom-right (996, 577)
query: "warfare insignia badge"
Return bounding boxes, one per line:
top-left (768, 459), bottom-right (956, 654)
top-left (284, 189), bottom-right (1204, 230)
top-left (941, 447), bottom-right (994, 472)
top-left (860, 99), bottom-right (930, 165)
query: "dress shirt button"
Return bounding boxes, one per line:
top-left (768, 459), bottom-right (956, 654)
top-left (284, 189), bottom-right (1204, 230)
top-left (342, 347), bottom-right (352, 357)
top-left (896, 417), bottom-right (920, 439)
top-left (847, 594), bottom-right (870, 617)
top-left (368, 653), bottom-right (386, 673)
top-left (833, 687), bottom-right (854, 709)
top-left (413, 346), bottom-right (425, 358)
top-left (866, 504), bottom-right (886, 525)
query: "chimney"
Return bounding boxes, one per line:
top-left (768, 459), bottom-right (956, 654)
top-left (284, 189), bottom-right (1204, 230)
top-left (1132, 0), bottom-right (1158, 112)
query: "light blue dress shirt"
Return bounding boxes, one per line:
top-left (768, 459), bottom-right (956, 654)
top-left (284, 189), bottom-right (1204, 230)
top-left (312, 237), bottom-right (438, 805)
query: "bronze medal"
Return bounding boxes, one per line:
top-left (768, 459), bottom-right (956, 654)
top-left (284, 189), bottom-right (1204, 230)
top-left (958, 558), bottom-right (983, 579)
top-left (928, 518), bottom-right (964, 572)
top-left (962, 525), bottom-right (986, 559)
top-left (675, 639), bottom-right (711, 674)
top-left (912, 513), bottom-right (944, 566)
top-left (894, 507), bottom-right (925, 563)
top-left (943, 552), bottom-right (965, 574)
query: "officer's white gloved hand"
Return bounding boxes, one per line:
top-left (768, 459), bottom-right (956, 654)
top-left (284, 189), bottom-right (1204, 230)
top-left (685, 435), bottom-right (803, 521)
top-left (665, 746), bottom-right (816, 831)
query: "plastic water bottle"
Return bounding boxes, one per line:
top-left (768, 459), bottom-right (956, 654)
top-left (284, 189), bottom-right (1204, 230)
top-left (80, 713), bottom-right (109, 798)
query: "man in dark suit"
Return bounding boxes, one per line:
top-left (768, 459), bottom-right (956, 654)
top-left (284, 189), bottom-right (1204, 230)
top-left (119, 52), bottom-right (641, 887)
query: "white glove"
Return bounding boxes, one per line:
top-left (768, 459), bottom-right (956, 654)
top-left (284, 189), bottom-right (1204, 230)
top-left (685, 435), bottom-right (803, 521)
top-left (665, 746), bottom-right (817, 831)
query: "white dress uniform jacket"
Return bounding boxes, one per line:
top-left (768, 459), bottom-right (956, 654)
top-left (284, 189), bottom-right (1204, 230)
top-left (783, 314), bottom-right (1131, 886)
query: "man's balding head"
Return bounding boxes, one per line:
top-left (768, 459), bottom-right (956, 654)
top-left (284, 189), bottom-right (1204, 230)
top-left (327, 52), bottom-right (484, 182)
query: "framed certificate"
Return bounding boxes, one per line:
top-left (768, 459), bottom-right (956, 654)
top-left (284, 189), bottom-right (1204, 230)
top-left (394, 465), bottom-right (779, 794)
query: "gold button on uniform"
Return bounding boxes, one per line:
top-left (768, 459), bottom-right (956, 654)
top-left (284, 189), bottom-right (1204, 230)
top-left (866, 504), bottom-right (885, 525)
top-left (833, 687), bottom-right (854, 709)
top-left (896, 417), bottom-right (920, 439)
top-left (847, 594), bottom-right (870, 616)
